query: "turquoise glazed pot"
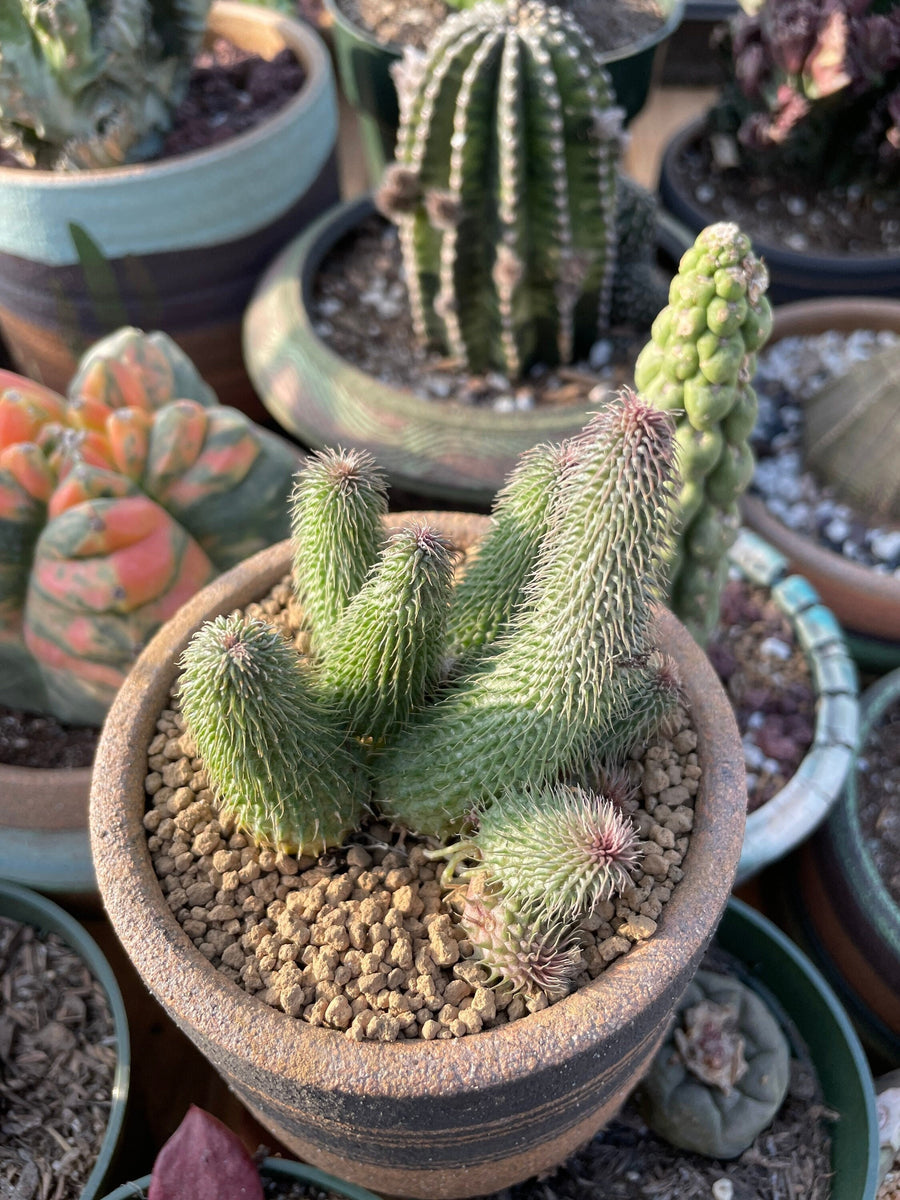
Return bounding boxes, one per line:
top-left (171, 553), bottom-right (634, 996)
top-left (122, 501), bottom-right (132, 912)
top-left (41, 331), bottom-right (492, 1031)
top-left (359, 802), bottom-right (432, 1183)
top-left (0, 880), bottom-right (131, 1200)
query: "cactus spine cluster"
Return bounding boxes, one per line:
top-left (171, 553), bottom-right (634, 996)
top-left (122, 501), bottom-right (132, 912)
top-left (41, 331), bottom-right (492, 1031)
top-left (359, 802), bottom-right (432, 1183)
top-left (179, 614), bottom-right (366, 855)
top-left (0, 327), bottom-right (297, 724)
top-left (0, 0), bottom-right (212, 169)
top-left (377, 0), bottom-right (627, 377)
top-left (634, 222), bottom-right (773, 644)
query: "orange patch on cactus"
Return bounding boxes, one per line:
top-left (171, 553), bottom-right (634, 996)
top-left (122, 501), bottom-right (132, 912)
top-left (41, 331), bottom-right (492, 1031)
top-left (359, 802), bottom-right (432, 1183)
top-left (106, 409), bottom-right (153, 480)
top-left (67, 394), bottom-right (116, 434)
top-left (0, 444), bottom-right (55, 504)
top-left (146, 401), bottom-right (209, 483)
top-left (48, 466), bottom-right (135, 519)
top-left (22, 624), bottom-right (126, 688)
top-left (0, 388), bottom-right (66, 449)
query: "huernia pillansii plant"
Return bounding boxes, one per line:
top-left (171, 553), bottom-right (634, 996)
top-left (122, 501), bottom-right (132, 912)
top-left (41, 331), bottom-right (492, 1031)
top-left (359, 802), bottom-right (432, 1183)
top-left (0, 326), bottom-right (297, 725)
top-left (712, 0), bottom-right (900, 186)
top-left (634, 221), bottom-right (773, 644)
top-left (375, 0), bottom-right (669, 377)
top-left (176, 390), bottom-right (686, 996)
top-left (0, 0), bottom-right (212, 170)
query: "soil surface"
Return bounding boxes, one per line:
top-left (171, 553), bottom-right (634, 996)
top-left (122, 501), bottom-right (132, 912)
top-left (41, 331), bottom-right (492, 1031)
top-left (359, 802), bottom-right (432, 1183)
top-left (336, 0), bottom-right (666, 54)
top-left (0, 918), bottom-right (117, 1200)
top-left (312, 217), bottom-right (646, 411)
top-left (144, 573), bottom-right (699, 1043)
top-left (667, 125), bottom-right (900, 258)
top-left (707, 578), bottom-right (815, 815)
top-left (857, 690), bottom-right (900, 903)
top-left (476, 945), bottom-right (834, 1200)
top-left (0, 704), bottom-right (98, 770)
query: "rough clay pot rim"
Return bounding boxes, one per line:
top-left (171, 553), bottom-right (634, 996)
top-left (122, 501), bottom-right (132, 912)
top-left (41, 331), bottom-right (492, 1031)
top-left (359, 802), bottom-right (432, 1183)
top-left (841, 668), bottom-right (900, 931)
top-left (0, 762), bottom-right (94, 831)
top-left (660, 116), bottom-right (900, 268)
top-left (246, 193), bottom-right (636, 440)
top-left (323, 0), bottom-right (687, 66)
top-left (0, 879), bottom-right (131, 1200)
top-left (738, 296), bottom-right (900, 640)
top-left (99, 1155), bottom-right (383, 1200)
top-left (90, 512), bottom-right (745, 1099)
top-left (0, 3), bottom-right (331, 189)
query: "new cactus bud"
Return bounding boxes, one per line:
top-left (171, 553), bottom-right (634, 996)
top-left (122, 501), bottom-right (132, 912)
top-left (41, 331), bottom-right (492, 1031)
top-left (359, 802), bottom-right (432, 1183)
top-left (444, 439), bottom-right (576, 665)
top-left (317, 523), bottom-right (456, 742)
top-left (290, 448), bottom-right (388, 656)
top-left (68, 327), bottom-right (218, 412)
top-left (634, 222), bottom-right (772, 645)
top-left (376, 390), bottom-right (678, 837)
top-left (456, 877), bottom-right (583, 999)
top-left (179, 614), bottom-right (367, 855)
top-left (377, 0), bottom-right (626, 377)
top-left (471, 783), bottom-right (643, 923)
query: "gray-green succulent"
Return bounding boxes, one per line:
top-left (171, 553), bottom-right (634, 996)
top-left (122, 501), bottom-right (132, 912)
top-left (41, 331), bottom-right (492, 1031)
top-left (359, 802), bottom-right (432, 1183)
top-left (0, 0), bottom-right (212, 170)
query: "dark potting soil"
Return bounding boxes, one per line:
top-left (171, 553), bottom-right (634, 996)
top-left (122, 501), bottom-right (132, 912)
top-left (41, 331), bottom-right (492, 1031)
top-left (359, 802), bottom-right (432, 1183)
top-left (666, 125), bottom-right (900, 258)
top-left (261, 1176), bottom-right (353, 1199)
top-left (336, 0), bottom-right (666, 56)
top-left (0, 918), bottom-right (117, 1200)
top-left (311, 217), bottom-right (647, 411)
top-left (707, 578), bottom-right (816, 815)
top-left (857, 690), bottom-right (900, 903)
top-left (0, 704), bottom-right (97, 770)
top-left (476, 945), bottom-right (834, 1200)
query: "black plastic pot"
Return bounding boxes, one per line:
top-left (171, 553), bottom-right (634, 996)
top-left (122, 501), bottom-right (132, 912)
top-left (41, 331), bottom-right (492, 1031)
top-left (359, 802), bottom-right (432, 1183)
top-left (657, 118), bottom-right (900, 305)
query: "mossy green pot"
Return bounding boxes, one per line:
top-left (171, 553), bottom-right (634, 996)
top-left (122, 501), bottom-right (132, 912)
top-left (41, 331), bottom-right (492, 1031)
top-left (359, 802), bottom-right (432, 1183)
top-left (99, 1157), bottom-right (381, 1199)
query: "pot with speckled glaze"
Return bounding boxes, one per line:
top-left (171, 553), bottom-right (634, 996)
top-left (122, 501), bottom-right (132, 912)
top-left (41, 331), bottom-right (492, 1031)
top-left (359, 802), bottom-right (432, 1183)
top-left (90, 512), bottom-right (746, 1200)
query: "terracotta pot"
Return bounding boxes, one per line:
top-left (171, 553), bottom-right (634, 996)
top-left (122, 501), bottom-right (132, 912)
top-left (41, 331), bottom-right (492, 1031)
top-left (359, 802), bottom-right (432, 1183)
top-left (325, 0), bottom-right (686, 186)
top-left (780, 668), bottom-right (900, 1070)
top-left (656, 118), bottom-right (900, 304)
top-left (728, 529), bottom-right (858, 886)
top-left (91, 511), bottom-right (746, 1200)
top-left (0, 880), bottom-right (131, 1199)
top-left (0, 3), bottom-right (339, 422)
top-left (243, 197), bottom-right (674, 507)
top-left (738, 297), bottom-right (900, 672)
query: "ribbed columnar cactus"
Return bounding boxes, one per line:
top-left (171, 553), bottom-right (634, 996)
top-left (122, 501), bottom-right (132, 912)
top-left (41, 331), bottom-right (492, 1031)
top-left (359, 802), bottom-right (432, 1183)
top-left (0, 329), bottom-right (297, 724)
top-left (0, 0), bottom-right (211, 170)
top-left (179, 614), bottom-right (367, 854)
top-left (375, 391), bottom-right (679, 837)
top-left (376, 0), bottom-right (626, 378)
top-left (444, 439), bottom-right (576, 664)
top-left (289, 448), bottom-right (388, 657)
top-left (634, 222), bottom-right (772, 645)
top-left (317, 524), bottom-right (456, 741)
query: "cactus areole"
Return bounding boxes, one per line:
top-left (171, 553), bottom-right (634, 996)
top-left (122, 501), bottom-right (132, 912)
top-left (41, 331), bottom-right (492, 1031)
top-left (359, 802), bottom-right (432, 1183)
top-left (376, 0), bottom-right (626, 378)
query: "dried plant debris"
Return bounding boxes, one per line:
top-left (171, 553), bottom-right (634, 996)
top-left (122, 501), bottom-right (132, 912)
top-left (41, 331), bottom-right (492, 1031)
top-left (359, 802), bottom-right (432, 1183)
top-left (0, 918), bottom-right (116, 1200)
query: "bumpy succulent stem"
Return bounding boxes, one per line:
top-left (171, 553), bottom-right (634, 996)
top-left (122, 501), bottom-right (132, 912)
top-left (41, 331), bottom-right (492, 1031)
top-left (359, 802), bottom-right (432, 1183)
top-left (317, 523), bottom-right (456, 742)
top-left (179, 614), bottom-right (367, 855)
top-left (634, 222), bottom-right (772, 645)
top-left (378, 0), bottom-right (624, 377)
top-left (289, 449), bottom-right (388, 657)
top-left (375, 391), bottom-right (678, 837)
top-left (444, 439), bottom-right (576, 665)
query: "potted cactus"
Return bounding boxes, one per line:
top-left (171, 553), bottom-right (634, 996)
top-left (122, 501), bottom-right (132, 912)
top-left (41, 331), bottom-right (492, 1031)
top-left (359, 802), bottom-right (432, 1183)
top-left (656, 0), bottom-right (900, 302)
top-left (243, 0), bottom-right (676, 505)
top-left (0, 327), bottom-right (300, 895)
top-left (0, 0), bottom-right (339, 419)
top-left (90, 389), bottom-right (747, 1198)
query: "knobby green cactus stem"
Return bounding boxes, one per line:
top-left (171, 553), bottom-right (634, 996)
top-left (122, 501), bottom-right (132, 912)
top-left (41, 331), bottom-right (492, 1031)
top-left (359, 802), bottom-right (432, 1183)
top-left (377, 0), bottom-right (625, 378)
top-left (375, 390), bottom-right (679, 838)
top-left (317, 523), bottom-right (457, 742)
top-left (289, 448), bottom-right (388, 657)
top-left (179, 614), bottom-right (367, 855)
top-left (634, 222), bottom-right (772, 645)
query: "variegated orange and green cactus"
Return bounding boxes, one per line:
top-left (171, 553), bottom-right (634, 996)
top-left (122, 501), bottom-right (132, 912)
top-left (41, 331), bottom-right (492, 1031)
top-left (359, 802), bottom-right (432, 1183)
top-left (0, 330), bottom-right (299, 726)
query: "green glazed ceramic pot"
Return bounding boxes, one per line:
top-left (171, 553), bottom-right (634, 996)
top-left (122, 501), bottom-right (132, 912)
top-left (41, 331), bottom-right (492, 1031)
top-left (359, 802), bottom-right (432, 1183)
top-left (99, 1157), bottom-right (382, 1199)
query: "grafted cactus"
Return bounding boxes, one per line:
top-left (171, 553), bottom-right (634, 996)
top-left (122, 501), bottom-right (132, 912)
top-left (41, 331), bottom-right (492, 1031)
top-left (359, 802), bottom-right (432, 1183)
top-left (0, 0), bottom-right (211, 169)
top-left (634, 222), bottom-right (772, 645)
top-left (377, 0), bottom-right (630, 378)
top-left (179, 614), bottom-right (367, 855)
top-left (375, 391), bottom-right (680, 838)
top-left (0, 329), bottom-right (297, 724)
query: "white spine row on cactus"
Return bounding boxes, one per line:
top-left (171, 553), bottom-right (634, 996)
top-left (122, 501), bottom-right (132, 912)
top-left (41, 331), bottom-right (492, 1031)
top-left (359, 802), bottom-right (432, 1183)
top-left (496, 34), bottom-right (523, 380)
top-left (582, 64), bottom-right (621, 339)
top-left (437, 27), bottom-right (503, 363)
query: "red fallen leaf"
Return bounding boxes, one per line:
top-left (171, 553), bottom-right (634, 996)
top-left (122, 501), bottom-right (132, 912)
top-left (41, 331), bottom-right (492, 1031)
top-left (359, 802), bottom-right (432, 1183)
top-left (147, 1105), bottom-right (264, 1200)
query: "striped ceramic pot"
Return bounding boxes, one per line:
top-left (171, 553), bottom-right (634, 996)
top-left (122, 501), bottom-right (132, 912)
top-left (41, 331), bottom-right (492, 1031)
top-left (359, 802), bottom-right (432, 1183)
top-left (90, 512), bottom-right (747, 1200)
top-left (0, 2), bottom-right (339, 423)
